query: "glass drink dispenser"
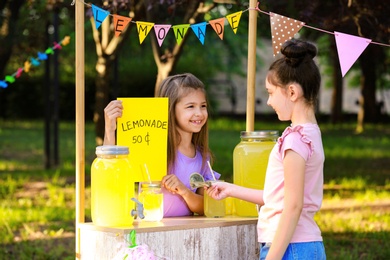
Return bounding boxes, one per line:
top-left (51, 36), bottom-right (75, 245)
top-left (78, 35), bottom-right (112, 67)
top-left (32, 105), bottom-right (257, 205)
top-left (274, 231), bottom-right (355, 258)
top-left (91, 145), bottom-right (134, 226)
top-left (233, 131), bottom-right (278, 217)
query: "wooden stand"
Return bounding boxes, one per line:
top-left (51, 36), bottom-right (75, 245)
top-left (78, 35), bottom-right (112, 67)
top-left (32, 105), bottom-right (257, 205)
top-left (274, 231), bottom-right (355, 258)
top-left (79, 216), bottom-right (259, 259)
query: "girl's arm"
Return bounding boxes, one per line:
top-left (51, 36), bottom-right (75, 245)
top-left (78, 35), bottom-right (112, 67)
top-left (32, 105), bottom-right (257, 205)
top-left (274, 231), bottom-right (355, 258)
top-left (162, 174), bottom-right (205, 215)
top-left (103, 100), bottom-right (123, 145)
top-left (266, 149), bottom-right (305, 260)
top-left (206, 182), bottom-right (264, 205)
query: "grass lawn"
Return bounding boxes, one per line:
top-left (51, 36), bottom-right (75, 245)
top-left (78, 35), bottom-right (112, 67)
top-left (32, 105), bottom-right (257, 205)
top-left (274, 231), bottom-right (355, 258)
top-left (0, 118), bottom-right (389, 259)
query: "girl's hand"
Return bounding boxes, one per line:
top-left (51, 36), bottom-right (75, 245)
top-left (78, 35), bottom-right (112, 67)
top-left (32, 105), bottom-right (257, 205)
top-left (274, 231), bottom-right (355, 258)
top-left (161, 174), bottom-right (188, 196)
top-left (205, 181), bottom-right (232, 200)
top-left (104, 100), bottom-right (123, 133)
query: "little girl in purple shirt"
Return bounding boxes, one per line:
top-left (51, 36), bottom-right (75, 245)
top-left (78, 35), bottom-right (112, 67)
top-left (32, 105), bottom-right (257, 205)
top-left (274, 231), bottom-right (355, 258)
top-left (104, 73), bottom-right (219, 217)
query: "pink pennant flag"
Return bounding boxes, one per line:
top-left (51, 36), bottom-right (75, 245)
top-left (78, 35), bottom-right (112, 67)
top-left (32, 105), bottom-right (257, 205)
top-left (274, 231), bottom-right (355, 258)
top-left (172, 24), bottom-right (190, 45)
top-left (113, 15), bottom-right (132, 37)
top-left (209, 18), bottom-right (225, 40)
top-left (15, 68), bottom-right (24, 78)
top-left (334, 31), bottom-right (371, 77)
top-left (190, 22), bottom-right (207, 45)
top-left (154, 24), bottom-right (171, 47)
top-left (270, 12), bottom-right (305, 56)
top-left (53, 42), bottom-right (62, 50)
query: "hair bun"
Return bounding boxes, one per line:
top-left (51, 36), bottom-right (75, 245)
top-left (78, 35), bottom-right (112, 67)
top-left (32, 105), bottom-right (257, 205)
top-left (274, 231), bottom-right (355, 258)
top-left (281, 39), bottom-right (317, 67)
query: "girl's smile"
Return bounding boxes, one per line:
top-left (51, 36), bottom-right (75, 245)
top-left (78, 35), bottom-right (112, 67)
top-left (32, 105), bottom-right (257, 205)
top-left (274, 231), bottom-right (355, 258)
top-left (175, 89), bottom-right (208, 134)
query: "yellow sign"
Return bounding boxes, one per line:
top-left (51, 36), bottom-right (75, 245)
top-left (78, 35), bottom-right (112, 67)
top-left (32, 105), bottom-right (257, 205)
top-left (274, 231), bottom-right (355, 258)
top-left (117, 97), bottom-right (168, 182)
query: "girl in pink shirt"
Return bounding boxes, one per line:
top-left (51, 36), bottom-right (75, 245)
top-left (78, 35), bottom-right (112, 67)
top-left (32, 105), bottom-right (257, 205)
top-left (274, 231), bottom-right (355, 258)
top-left (104, 73), bottom-right (219, 217)
top-left (206, 39), bottom-right (326, 260)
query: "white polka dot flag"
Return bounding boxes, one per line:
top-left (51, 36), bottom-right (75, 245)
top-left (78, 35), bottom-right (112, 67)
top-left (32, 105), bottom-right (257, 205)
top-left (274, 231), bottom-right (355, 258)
top-left (270, 12), bottom-right (305, 56)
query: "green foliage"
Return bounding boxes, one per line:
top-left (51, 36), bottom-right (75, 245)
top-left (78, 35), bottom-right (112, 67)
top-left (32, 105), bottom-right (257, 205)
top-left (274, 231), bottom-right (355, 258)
top-left (1, 119), bottom-right (389, 259)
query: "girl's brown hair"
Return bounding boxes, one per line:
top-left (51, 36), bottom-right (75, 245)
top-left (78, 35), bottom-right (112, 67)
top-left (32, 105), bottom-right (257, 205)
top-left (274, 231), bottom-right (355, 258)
top-left (157, 73), bottom-right (213, 172)
top-left (267, 39), bottom-right (321, 107)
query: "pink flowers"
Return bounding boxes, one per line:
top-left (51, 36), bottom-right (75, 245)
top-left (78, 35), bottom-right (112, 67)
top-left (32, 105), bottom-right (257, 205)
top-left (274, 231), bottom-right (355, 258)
top-left (113, 243), bottom-right (158, 260)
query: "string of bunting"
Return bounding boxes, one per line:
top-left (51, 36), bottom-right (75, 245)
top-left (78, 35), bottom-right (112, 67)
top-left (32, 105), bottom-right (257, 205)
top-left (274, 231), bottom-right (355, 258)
top-left (3, 0), bottom-right (389, 89)
top-left (76, 0), bottom-right (390, 77)
top-left (0, 36), bottom-right (71, 89)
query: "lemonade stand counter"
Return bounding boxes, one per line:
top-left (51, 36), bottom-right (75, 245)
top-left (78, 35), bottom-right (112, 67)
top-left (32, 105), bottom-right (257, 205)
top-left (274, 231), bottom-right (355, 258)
top-left (78, 216), bottom-right (259, 259)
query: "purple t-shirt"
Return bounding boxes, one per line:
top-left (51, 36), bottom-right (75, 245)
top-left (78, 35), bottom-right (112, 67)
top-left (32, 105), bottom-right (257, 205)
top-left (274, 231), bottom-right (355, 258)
top-left (163, 150), bottom-right (220, 217)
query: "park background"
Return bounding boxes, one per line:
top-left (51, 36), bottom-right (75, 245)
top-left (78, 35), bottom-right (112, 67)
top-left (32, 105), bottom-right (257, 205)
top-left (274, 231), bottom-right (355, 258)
top-left (0, 0), bottom-right (389, 259)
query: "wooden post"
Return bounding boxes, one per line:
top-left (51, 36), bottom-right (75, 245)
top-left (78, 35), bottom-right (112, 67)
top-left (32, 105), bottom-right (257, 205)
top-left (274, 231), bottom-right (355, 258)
top-left (246, 0), bottom-right (258, 132)
top-left (75, 0), bottom-right (85, 258)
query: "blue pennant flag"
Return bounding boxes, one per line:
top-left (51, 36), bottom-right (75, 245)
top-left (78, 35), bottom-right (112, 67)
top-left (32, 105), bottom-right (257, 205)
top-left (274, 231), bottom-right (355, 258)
top-left (30, 58), bottom-right (40, 66)
top-left (191, 22), bottom-right (207, 45)
top-left (0, 80), bottom-right (8, 88)
top-left (92, 4), bottom-right (110, 30)
top-left (38, 52), bottom-right (48, 60)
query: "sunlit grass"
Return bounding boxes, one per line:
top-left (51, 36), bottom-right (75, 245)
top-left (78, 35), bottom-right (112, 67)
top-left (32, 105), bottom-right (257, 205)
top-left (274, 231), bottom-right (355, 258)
top-left (0, 119), bottom-right (389, 259)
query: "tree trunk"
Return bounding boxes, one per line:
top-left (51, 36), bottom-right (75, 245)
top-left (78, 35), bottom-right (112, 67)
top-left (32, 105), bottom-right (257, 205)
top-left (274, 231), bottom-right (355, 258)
top-left (0, 0), bottom-right (25, 77)
top-left (330, 40), bottom-right (343, 124)
top-left (90, 15), bottom-right (131, 145)
top-left (149, 1), bottom-right (216, 96)
top-left (356, 45), bottom-right (378, 132)
top-left (151, 36), bottom-right (188, 96)
top-left (94, 56), bottom-right (112, 145)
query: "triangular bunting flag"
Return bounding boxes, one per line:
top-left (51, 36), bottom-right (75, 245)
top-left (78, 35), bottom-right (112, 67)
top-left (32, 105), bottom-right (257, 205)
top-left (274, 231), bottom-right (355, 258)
top-left (24, 61), bottom-right (31, 73)
top-left (190, 22), bottom-right (207, 45)
top-left (30, 58), bottom-right (40, 66)
top-left (334, 31), bottom-right (371, 77)
top-left (172, 24), bottom-right (190, 45)
top-left (38, 52), bottom-right (48, 60)
top-left (154, 24), bottom-right (171, 47)
top-left (136, 21), bottom-right (155, 44)
top-left (270, 12), bottom-right (305, 56)
top-left (5, 75), bottom-right (15, 83)
top-left (226, 11), bottom-right (242, 34)
top-left (91, 4), bottom-right (110, 30)
top-left (15, 68), bottom-right (23, 78)
top-left (61, 36), bottom-right (71, 46)
top-left (113, 15), bottom-right (132, 37)
top-left (45, 48), bottom-right (54, 55)
top-left (53, 42), bottom-right (62, 50)
top-left (209, 18), bottom-right (225, 40)
top-left (0, 81), bottom-right (7, 88)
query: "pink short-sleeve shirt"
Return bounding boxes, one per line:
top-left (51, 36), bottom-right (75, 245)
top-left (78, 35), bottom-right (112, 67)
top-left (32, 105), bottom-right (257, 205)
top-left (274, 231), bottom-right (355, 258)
top-left (257, 123), bottom-right (324, 243)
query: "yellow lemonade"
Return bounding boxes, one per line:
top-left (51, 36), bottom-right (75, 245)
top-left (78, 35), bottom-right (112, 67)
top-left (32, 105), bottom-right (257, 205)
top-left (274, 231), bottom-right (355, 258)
top-left (139, 182), bottom-right (164, 221)
top-left (225, 197), bottom-right (234, 215)
top-left (91, 146), bottom-right (134, 227)
top-left (204, 182), bottom-right (225, 218)
top-left (233, 131), bottom-right (278, 217)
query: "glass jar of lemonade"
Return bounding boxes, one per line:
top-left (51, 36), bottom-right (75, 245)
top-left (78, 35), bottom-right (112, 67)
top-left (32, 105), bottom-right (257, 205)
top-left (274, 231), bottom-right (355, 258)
top-left (139, 182), bottom-right (164, 221)
top-left (204, 181), bottom-right (225, 218)
top-left (91, 145), bottom-right (134, 226)
top-left (233, 131), bottom-right (278, 217)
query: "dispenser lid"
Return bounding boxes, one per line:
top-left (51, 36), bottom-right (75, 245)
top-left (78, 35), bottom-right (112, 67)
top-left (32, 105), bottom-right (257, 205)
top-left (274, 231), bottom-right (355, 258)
top-left (240, 130), bottom-right (279, 138)
top-left (95, 145), bottom-right (129, 155)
